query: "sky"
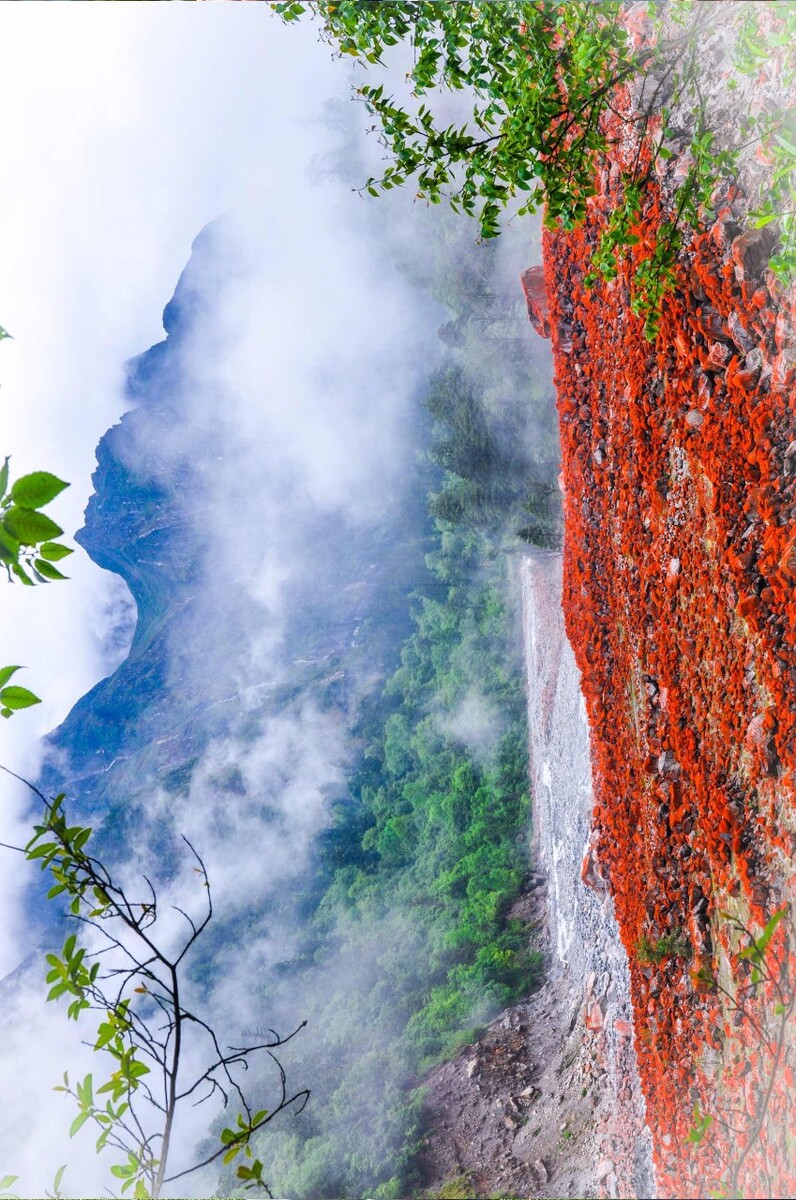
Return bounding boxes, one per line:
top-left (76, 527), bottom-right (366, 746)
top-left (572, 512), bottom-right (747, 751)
top-left (0, 6), bottom-right (416, 1192)
top-left (0, 6), bottom-right (461, 1195)
top-left (0, 2), bottom-right (345, 778)
top-left (0, 7), bottom-right (550, 1195)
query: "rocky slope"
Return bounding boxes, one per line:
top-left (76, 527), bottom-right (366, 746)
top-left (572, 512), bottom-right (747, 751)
top-left (417, 551), bottom-right (653, 1200)
top-left (523, 6), bottom-right (796, 1197)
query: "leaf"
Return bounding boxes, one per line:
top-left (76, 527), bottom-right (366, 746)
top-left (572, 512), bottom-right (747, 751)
top-left (34, 558), bottom-right (68, 582)
top-left (0, 686), bottom-right (40, 711)
top-left (0, 1179), bottom-right (18, 1192)
top-left (69, 1111), bottom-right (90, 1138)
top-left (52, 1165), bottom-right (66, 1195)
top-left (0, 666), bottom-right (22, 689)
top-left (0, 457), bottom-right (9, 499)
top-left (39, 542), bottom-right (73, 562)
top-left (11, 472), bottom-right (69, 509)
top-left (10, 563), bottom-right (34, 586)
top-left (0, 524), bottom-right (19, 561)
top-left (3, 507), bottom-right (63, 546)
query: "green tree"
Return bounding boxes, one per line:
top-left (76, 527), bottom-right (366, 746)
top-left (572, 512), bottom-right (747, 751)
top-left (273, 1), bottom-right (796, 334)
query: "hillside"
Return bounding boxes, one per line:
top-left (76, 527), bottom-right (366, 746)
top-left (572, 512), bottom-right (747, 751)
top-left (528, 6), bottom-right (796, 1196)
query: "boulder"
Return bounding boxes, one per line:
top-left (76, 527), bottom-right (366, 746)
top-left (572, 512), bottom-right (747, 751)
top-left (521, 265), bottom-right (552, 339)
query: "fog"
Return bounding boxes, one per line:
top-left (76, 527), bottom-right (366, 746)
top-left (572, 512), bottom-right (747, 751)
top-left (0, 8), bottom-right (554, 1196)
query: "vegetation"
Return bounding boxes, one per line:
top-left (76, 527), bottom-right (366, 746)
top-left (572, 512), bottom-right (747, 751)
top-left (688, 907), bottom-right (796, 1200)
top-left (274, 1), bottom-right (796, 336)
top-left (0, 456), bottom-right (73, 717)
top-left (236, 351), bottom-right (544, 1199)
top-left (0, 775), bottom-right (305, 1200)
top-left (637, 928), bottom-right (692, 965)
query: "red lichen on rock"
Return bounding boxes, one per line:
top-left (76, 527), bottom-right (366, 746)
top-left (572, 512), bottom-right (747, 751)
top-left (536, 88), bottom-right (796, 1200)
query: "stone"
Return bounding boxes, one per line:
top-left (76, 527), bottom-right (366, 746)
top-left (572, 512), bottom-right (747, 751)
top-left (597, 1157), bottom-right (615, 1182)
top-left (520, 265), bottom-right (552, 339)
top-left (706, 340), bottom-right (731, 369)
top-left (533, 1158), bottom-right (549, 1184)
top-left (730, 227), bottom-right (775, 281)
top-left (685, 409), bottom-right (704, 429)
top-left (585, 999), bottom-right (606, 1031)
top-left (727, 309), bottom-right (755, 354)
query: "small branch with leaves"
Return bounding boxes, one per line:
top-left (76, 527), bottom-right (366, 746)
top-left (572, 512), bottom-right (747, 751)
top-left (0, 768), bottom-right (308, 1200)
top-left (687, 905), bottom-right (795, 1200)
top-left (0, 455), bottom-right (73, 717)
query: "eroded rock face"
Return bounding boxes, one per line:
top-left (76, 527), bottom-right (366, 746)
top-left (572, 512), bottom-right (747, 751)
top-left (534, 44), bottom-right (796, 1199)
top-left (521, 265), bottom-right (553, 339)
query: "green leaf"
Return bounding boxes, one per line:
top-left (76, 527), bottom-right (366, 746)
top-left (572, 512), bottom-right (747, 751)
top-left (34, 558), bottom-right (68, 582)
top-left (52, 1165), bottom-right (66, 1196)
top-left (39, 542), bottom-right (73, 562)
top-left (11, 472), bottom-right (69, 509)
top-left (0, 666), bottom-right (22, 689)
top-left (69, 1111), bottom-right (90, 1138)
top-left (10, 562), bottom-right (34, 586)
top-left (3, 507), bottom-right (63, 546)
top-left (0, 457), bottom-right (9, 500)
top-left (0, 1179), bottom-right (18, 1191)
top-left (0, 686), bottom-right (40, 711)
top-left (0, 524), bottom-right (19, 562)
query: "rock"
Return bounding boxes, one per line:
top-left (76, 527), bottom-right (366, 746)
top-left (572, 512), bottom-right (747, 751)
top-left (706, 340), bottom-right (731, 370)
top-left (533, 1158), bottom-right (549, 1184)
top-left (521, 265), bottom-right (552, 339)
top-left (668, 557), bottom-right (681, 579)
top-left (465, 1058), bottom-right (479, 1079)
top-left (581, 844), bottom-right (607, 895)
top-left (614, 1019), bottom-right (633, 1038)
top-left (657, 750), bottom-right (681, 778)
top-left (597, 1157), bottom-right (615, 1182)
top-left (730, 227), bottom-right (775, 281)
top-left (727, 309), bottom-right (755, 354)
top-left (685, 409), bottom-right (704, 429)
top-left (585, 999), bottom-right (606, 1031)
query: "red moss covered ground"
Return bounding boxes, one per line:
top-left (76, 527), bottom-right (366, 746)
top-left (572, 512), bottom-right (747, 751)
top-left (535, 96), bottom-right (796, 1199)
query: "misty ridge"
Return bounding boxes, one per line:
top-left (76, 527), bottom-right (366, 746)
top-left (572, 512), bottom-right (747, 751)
top-left (1, 93), bottom-right (558, 1198)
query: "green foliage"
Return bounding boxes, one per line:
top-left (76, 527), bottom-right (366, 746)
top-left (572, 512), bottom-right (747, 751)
top-left (0, 456), bottom-right (73, 714)
top-left (10, 788), bottom-right (305, 1199)
top-left (0, 666), bottom-right (41, 719)
top-left (274, 1), bottom-right (639, 238)
top-left (733, 4), bottom-right (796, 282)
top-left (255, 442), bottom-right (540, 1198)
top-left (686, 906), bottom-right (795, 1198)
top-left (274, 1), bottom-right (796, 337)
top-left (1, 458), bottom-right (72, 582)
top-left (636, 928), bottom-right (691, 964)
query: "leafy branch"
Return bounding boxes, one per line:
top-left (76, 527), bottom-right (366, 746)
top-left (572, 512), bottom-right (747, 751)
top-left (0, 768), bottom-right (308, 1199)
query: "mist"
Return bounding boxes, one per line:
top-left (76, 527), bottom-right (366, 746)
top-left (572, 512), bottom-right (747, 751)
top-left (0, 9), bottom-right (557, 1197)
